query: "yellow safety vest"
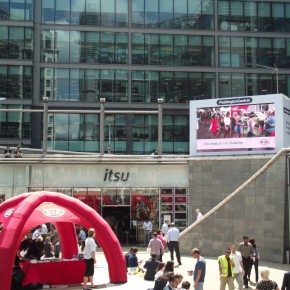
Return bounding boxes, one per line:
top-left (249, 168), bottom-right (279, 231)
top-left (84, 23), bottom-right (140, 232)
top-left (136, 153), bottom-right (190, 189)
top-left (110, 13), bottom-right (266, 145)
top-left (218, 255), bottom-right (234, 277)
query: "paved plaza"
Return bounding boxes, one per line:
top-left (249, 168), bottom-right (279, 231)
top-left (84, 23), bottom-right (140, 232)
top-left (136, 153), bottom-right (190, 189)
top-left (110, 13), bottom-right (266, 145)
top-left (50, 247), bottom-right (289, 290)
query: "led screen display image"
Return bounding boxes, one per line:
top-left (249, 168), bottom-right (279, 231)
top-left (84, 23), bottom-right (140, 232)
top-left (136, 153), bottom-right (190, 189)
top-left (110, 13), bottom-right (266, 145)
top-left (190, 96), bottom-right (281, 155)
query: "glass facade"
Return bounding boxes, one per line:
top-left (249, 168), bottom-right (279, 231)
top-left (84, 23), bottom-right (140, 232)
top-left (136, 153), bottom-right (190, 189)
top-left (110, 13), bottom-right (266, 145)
top-left (0, 0), bottom-right (290, 154)
top-left (0, 105), bottom-right (31, 139)
top-left (28, 185), bottom-right (188, 240)
top-left (0, 65), bottom-right (33, 99)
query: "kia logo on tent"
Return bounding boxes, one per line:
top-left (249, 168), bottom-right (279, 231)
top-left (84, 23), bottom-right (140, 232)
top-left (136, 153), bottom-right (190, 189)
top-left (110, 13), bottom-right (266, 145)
top-left (42, 209), bottom-right (65, 217)
top-left (4, 209), bottom-right (14, 217)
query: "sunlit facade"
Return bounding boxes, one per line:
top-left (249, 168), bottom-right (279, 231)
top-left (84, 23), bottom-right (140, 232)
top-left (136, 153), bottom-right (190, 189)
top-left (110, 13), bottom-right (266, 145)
top-left (0, 0), bottom-right (290, 154)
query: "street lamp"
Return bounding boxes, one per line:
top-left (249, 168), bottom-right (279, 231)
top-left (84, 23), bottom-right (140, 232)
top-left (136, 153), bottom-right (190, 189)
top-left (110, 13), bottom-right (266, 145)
top-left (106, 115), bottom-right (114, 154)
top-left (99, 98), bottom-right (106, 155)
top-left (42, 97), bottom-right (49, 155)
top-left (158, 98), bottom-right (164, 156)
top-left (256, 64), bottom-right (279, 94)
top-left (0, 98), bottom-right (6, 141)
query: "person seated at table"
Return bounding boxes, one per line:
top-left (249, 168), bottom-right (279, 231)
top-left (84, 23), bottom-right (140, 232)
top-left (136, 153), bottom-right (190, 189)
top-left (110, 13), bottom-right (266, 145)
top-left (14, 236), bottom-right (31, 266)
top-left (14, 145), bottom-right (22, 158)
top-left (50, 224), bottom-right (61, 258)
top-left (4, 146), bottom-right (12, 158)
top-left (43, 236), bottom-right (54, 258)
top-left (32, 225), bottom-right (42, 240)
top-left (25, 237), bottom-right (44, 260)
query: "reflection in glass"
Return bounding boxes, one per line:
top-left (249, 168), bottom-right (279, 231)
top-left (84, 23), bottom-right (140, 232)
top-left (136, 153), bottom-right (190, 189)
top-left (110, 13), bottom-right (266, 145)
top-left (10, 0), bottom-right (25, 20)
top-left (55, 30), bottom-right (70, 62)
top-left (0, 26), bottom-right (33, 60)
top-left (83, 0), bottom-right (100, 25)
top-left (101, 0), bottom-right (115, 27)
top-left (146, 34), bottom-right (159, 65)
top-left (174, 35), bottom-right (187, 66)
top-left (55, 0), bottom-right (70, 24)
top-left (132, 33), bottom-right (145, 64)
top-left (0, 105), bottom-right (31, 138)
top-left (273, 3), bottom-right (285, 32)
top-left (231, 37), bottom-right (245, 67)
top-left (0, 65), bottom-right (32, 99)
top-left (257, 2), bottom-right (271, 32)
top-left (145, 0), bottom-right (158, 28)
top-left (55, 69), bottom-right (70, 100)
top-left (70, 31), bottom-right (82, 63)
top-left (159, 34), bottom-right (173, 65)
top-left (132, 0), bottom-right (144, 27)
top-left (0, 0), bottom-right (9, 20)
top-left (132, 114), bottom-right (158, 154)
top-left (70, 0), bottom-right (85, 25)
top-left (116, 0), bottom-right (128, 27)
top-left (42, 0), bottom-right (54, 23)
top-left (173, 0), bottom-right (187, 29)
top-left (159, 0), bottom-right (173, 28)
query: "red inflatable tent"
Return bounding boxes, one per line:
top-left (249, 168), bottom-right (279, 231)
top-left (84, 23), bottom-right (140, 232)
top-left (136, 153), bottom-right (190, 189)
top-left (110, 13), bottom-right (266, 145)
top-left (0, 191), bottom-right (127, 290)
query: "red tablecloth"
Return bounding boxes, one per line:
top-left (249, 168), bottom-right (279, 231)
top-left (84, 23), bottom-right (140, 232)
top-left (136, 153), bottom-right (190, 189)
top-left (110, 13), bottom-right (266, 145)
top-left (22, 260), bottom-right (86, 286)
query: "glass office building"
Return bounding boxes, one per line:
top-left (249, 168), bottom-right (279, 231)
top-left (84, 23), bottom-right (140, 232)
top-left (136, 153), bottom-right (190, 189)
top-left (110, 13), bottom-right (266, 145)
top-left (1, 0), bottom-right (290, 154)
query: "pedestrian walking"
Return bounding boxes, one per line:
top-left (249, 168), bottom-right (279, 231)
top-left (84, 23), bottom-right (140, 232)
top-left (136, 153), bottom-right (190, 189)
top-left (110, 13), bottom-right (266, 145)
top-left (237, 235), bottom-right (253, 289)
top-left (188, 248), bottom-right (206, 290)
top-left (218, 248), bottom-right (235, 290)
top-left (167, 222), bottom-right (181, 265)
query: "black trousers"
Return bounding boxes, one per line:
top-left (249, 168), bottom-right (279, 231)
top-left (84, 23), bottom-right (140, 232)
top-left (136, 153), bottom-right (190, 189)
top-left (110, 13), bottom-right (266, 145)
top-left (168, 241), bottom-right (181, 264)
top-left (242, 256), bottom-right (252, 287)
top-left (249, 259), bottom-right (259, 282)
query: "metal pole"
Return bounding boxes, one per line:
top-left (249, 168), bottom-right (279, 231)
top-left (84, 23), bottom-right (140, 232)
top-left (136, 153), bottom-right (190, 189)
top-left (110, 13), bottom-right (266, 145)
top-left (108, 122), bottom-right (111, 154)
top-left (158, 98), bottom-right (164, 156)
top-left (99, 98), bottom-right (105, 155)
top-left (275, 67), bottom-right (279, 94)
top-left (42, 97), bottom-right (48, 155)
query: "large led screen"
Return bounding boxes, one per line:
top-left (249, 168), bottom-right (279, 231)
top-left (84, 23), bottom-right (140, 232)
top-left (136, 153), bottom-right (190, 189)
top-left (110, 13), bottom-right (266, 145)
top-left (190, 96), bottom-right (279, 155)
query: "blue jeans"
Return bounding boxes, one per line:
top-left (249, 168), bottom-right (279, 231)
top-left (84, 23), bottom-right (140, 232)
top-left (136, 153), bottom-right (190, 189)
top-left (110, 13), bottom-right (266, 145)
top-left (195, 282), bottom-right (204, 290)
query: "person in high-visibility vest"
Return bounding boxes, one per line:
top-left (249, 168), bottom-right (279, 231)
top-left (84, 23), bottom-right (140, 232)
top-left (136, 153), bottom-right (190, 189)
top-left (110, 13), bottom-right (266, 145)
top-left (218, 248), bottom-right (235, 290)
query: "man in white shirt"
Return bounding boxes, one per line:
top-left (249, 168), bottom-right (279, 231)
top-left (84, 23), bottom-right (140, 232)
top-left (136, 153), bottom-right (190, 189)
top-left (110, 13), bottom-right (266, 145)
top-left (143, 219), bottom-right (152, 246)
top-left (167, 222), bottom-right (182, 265)
top-left (83, 228), bottom-right (97, 289)
top-left (230, 244), bottom-right (244, 290)
top-left (32, 226), bottom-right (42, 240)
top-left (195, 209), bottom-right (203, 220)
top-left (161, 219), bottom-right (169, 236)
top-left (42, 223), bottom-right (48, 235)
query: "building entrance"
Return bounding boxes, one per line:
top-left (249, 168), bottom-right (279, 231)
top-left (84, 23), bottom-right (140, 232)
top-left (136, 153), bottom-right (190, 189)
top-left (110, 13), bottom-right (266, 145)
top-left (102, 206), bottom-right (130, 244)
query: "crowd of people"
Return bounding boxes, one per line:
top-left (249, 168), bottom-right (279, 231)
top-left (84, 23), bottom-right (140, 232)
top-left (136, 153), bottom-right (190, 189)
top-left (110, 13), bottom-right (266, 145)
top-left (197, 107), bottom-right (276, 139)
top-left (12, 217), bottom-right (290, 290)
top-left (127, 214), bottom-right (289, 290)
top-left (15, 223), bottom-right (61, 266)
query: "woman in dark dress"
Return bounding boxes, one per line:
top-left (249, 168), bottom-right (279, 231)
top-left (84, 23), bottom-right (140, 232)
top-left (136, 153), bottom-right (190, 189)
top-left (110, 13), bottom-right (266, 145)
top-left (249, 238), bottom-right (259, 282)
